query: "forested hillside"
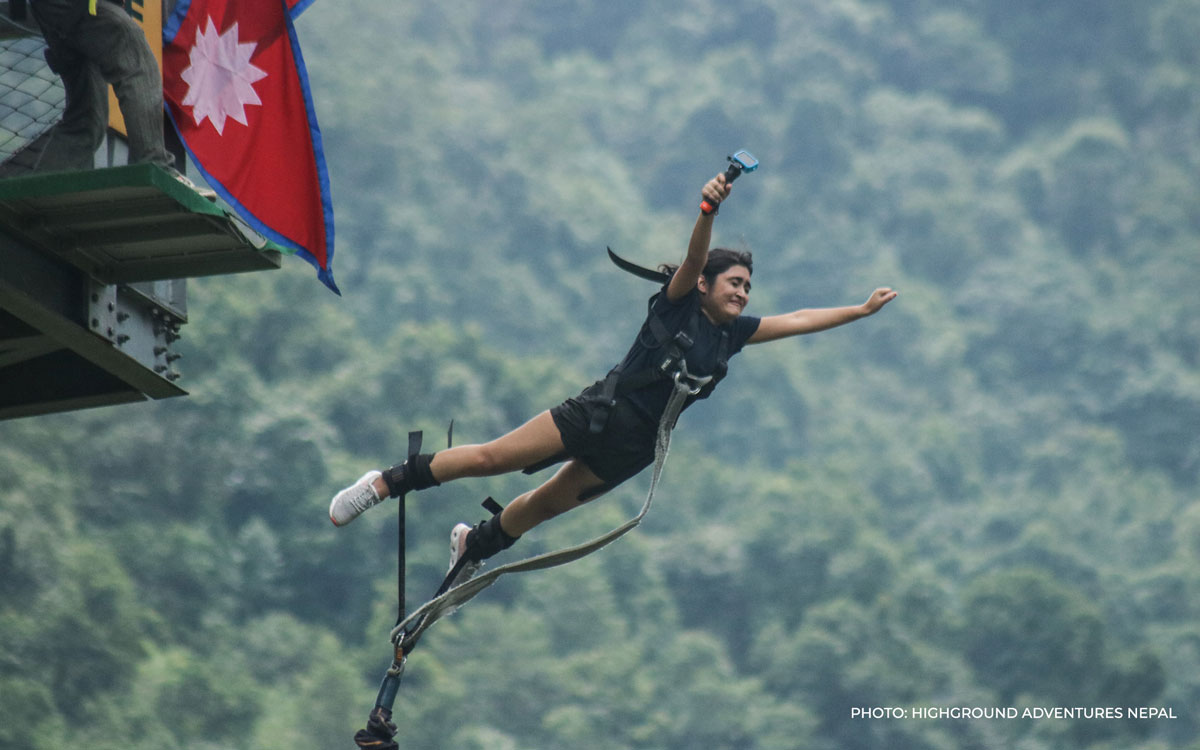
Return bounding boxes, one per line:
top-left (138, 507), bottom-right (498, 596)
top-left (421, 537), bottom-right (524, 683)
top-left (2, 1), bottom-right (1198, 748)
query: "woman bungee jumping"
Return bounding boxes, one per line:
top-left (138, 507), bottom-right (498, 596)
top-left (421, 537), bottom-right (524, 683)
top-left (329, 170), bottom-right (897, 586)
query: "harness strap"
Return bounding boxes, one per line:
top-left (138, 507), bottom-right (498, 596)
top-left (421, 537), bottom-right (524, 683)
top-left (607, 246), bottom-right (670, 284)
top-left (694, 328), bottom-right (729, 401)
top-left (587, 370), bottom-right (621, 435)
top-left (589, 295), bottom-right (701, 434)
top-left (352, 425), bottom-right (452, 747)
top-left (522, 450), bottom-right (570, 475)
top-left (394, 431), bottom-right (423, 627)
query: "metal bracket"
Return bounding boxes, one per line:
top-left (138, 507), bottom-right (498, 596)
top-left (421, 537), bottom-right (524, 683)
top-left (86, 279), bottom-right (186, 384)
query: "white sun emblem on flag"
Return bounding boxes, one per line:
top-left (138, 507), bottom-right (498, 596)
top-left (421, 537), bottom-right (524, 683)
top-left (181, 18), bottom-right (268, 135)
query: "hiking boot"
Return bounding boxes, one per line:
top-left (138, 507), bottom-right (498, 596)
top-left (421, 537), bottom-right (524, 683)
top-left (447, 522), bottom-right (483, 588)
top-left (329, 470), bottom-right (384, 526)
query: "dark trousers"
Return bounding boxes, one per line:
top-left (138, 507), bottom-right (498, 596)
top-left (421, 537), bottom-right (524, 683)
top-left (31, 0), bottom-right (173, 170)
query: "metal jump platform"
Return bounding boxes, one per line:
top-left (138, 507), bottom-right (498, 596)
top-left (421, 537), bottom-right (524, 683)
top-left (0, 163), bottom-right (282, 419)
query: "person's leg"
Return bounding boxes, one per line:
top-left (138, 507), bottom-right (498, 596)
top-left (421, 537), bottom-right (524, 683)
top-left (37, 52), bottom-right (107, 171)
top-left (333, 411), bottom-right (570, 526)
top-left (29, 0), bottom-right (102, 170)
top-left (75, 2), bottom-right (173, 168)
top-left (433, 410), bottom-right (567, 481)
top-left (375, 410), bottom-right (566, 497)
top-left (499, 458), bottom-right (608, 537)
top-left (447, 458), bottom-right (607, 584)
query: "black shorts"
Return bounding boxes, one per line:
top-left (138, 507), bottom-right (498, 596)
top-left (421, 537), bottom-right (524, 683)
top-left (549, 380), bottom-right (658, 489)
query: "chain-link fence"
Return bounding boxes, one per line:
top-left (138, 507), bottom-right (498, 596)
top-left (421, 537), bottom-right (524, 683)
top-left (0, 18), bottom-right (63, 172)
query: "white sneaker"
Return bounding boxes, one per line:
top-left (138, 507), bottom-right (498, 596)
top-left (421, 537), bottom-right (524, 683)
top-left (447, 523), bottom-right (482, 588)
top-left (329, 470), bottom-right (384, 526)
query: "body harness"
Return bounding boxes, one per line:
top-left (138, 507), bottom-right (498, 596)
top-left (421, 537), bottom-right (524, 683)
top-left (588, 247), bottom-right (730, 435)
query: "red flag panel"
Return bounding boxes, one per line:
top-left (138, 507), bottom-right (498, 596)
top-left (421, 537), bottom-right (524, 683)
top-left (163, 0), bottom-right (337, 292)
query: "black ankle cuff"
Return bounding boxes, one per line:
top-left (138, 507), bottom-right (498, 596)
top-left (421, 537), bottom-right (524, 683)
top-left (409, 453), bottom-right (440, 490)
top-left (468, 514), bottom-right (519, 561)
top-left (381, 453), bottom-right (440, 498)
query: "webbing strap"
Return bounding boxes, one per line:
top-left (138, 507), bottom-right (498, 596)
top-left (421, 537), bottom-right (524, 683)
top-left (390, 373), bottom-right (701, 648)
top-left (394, 431), bottom-right (422, 628)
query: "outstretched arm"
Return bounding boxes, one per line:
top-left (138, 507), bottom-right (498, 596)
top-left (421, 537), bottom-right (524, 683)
top-left (747, 287), bottom-right (897, 344)
top-left (667, 174), bottom-right (730, 302)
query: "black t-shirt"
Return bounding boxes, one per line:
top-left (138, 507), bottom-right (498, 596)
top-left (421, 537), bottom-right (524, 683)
top-left (610, 283), bottom-right (760, 419)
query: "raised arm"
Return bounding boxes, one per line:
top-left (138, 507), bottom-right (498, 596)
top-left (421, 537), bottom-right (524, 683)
top-left (666, 174), bottom-right (730, 302)
top-left (747, 287), bottom-right (898, 344)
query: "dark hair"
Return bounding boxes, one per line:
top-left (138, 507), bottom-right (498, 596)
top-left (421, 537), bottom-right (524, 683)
top-left (659, 247), bottom-right (753, 285)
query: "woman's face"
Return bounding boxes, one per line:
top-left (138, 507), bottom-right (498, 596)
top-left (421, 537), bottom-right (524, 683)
top-left (698, 264), bottom-right (752, 324)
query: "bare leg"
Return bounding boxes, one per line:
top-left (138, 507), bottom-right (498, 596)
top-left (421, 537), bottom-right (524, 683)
top-left (499, 459), bottom-right (608, 537)
top-left (370, 411), bottom-right (566, 497)
top-left (432, 410), bottom-right (566, 480)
